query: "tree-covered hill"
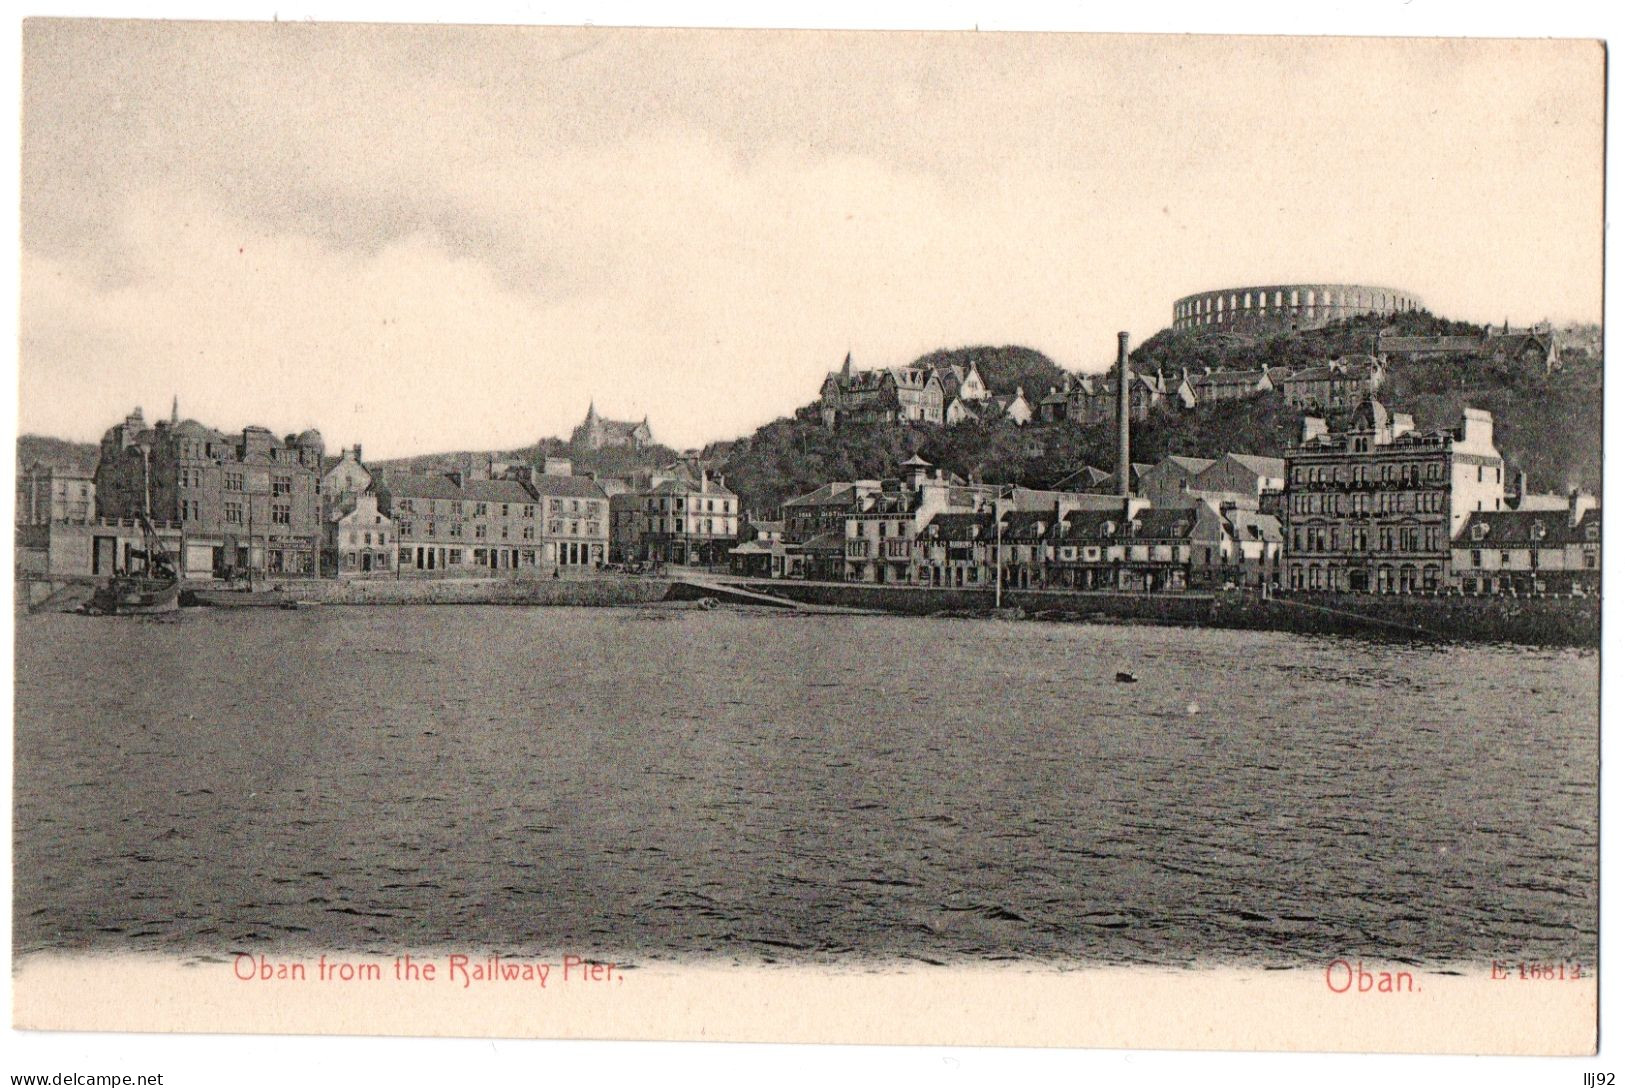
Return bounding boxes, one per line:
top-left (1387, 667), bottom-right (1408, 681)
top-left (716, 313), bottom-right (1601, 518)
top-left (17, 434), bottom-right (100, 474)
top-left (16, 313), bottom-right (1601, 521)
top-left (910, 345), bottom-right (1070, 397)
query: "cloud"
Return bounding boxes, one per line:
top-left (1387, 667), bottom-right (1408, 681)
top-left (18, 23), bottom-right (1605, 454)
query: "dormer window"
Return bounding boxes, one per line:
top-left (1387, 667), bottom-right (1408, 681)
top-left (1101, 520), bottom-right (1115, 537)
top-left (1471, 522), bottom-right (1489, 542)
top-left (1530, 524), bottom-right (1547, 542)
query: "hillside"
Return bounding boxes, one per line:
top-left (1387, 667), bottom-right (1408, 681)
top-left (17, 434), bottom-right (100, 474)
top-left (371, 437), bottom-right (684, 480)
top-left (910, 344), bottom-right (1069, 397)
top-left (719, 313), bottom-right (1602, 518)
top-left (15, 314), bottom-right (1601, 520)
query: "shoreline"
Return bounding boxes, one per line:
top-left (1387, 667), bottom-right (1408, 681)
top-left (138, 572), bottom-right (1605, 648)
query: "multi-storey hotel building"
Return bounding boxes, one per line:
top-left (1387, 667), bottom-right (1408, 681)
top-left (1281, 399), bottom-right (1505, 593)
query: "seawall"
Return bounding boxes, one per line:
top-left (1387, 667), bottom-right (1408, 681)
top-left (191, 577), bottom-right (676, 608)
top-left (740, 581), bottom-right (1600, 648)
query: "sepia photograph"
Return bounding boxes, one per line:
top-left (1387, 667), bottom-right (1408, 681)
top-left (6, 7), bottom-right (1611, 1082)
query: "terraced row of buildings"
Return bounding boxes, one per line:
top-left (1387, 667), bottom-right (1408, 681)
top-left (736, 399), bottom-right (1599, 597)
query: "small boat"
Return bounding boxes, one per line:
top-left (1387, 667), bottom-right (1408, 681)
top-left (1115, 671), bottom-right (1138, 683)
top-left (87, 511), bottom-right (180, 616)
top-left (88, 574), bottom-right (180, 616)
top-left (86, 454), bottom-right (180, 617)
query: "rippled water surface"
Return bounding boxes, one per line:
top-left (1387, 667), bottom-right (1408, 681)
top-left (13, 606), bottom-right (1597, 967)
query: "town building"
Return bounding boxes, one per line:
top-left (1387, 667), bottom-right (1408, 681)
top-left (843, 456), bottom-right (992, 583)
top-left (17, 462), bottom-right (95, 526)
top-left (1190, 453), bottom-right (1287, 511)
top-left (914, 511), bottom-right (995, 588)
top-left (1224, 506), bottom-right (1285, 588)
top-left (1034, 385), bottom-right (1071, 424)
top-left (325, 491), bottom-right (397, 576)
top-left (1051, 464), bottom-right (1116, 493)
top-left (1047, 502), bottom-right (1192, 592)
top-left (376, 467), bottom-right (609, 573)
top-left (728, 520), bottom-right (799, 579)
top-left (321, 444), bottom-right (373, 507)
top-left (1451, 495), bottom-right (1600, 595)
top-left (571, 402), bottom-right (654, 450)
top-left (631, 472), bottom-right (739, 565)
top-left (94, 405), bottom-right (325, 577)
top-left (781, 480), bottom-right (883, 543)
top-left (1281, 399), bottom-right (1506, 593)
top-left (529, 471), bottom-right (610, 568)
top-left (1138, 455), bottom-right (1216, 506)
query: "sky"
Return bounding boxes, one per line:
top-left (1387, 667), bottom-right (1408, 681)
top-left (17, 20), bottom-right (1606, 457)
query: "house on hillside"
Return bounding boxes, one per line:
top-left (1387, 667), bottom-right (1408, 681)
top-left (571, 403), bottom-right (654, 450)
top-left (930, 359), bottom-right (990, 405)
top-left (1067, 370), bottom-right (1169, 424)
top-left (818, 354), bottom-right (945, 428)
top-left (988, 387), bottom-right (1034, 426)
top-left (1186, 366), bottom-right (1274, 406)
top-left (1278, 355), bottom-right (1385, 411)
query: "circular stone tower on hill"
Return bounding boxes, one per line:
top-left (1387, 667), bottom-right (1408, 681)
top-left (1172, 283), bottom-right (1421, 334)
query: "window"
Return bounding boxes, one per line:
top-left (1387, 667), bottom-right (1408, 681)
top-left (273, 475), bottom-right (292, 496)
top-left (475, 503), bottom-right (488, 516)
top-left (225, 501), bottom-right (243, 525)
top-left (475, 524), bottom-right (487, 539)
top-left (225, 471), bottom-right (244, 492)
top-left (272, 503), bottom-right (291, 525)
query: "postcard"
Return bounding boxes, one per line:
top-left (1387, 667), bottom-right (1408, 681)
top-left (9, 15), bottom-right (1604, 1069)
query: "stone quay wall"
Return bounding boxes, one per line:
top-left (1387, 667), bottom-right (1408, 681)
top-left (743, 581), bottom-right (1598, 648)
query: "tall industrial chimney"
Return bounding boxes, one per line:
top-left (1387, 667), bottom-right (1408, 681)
top-left (1116, 331), bottom-right (1132, 497)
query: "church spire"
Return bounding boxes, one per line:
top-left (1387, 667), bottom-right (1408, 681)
top-left (170, 395), bottom-right (179, 424)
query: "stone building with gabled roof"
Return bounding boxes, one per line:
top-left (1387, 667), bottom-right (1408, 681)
top-left (818, 354), bottom-right (945, 428)
top-left (376, 466), bottom-right (608, 572)
top-left (571, 402), bottom-right (654, 450)
top-left (94, 403), bottom-right (324, 578)
top-left (1451, 492), bottom-right (1599, 595)
top-left (1283, 398), bottom-right (1505, 594)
